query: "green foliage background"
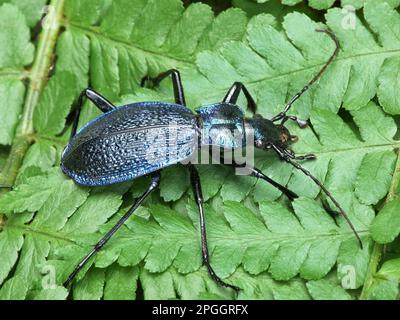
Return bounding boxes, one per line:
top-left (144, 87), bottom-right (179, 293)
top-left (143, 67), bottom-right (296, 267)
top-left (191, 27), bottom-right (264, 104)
top-left (0, 0), bottom-right (400, 300)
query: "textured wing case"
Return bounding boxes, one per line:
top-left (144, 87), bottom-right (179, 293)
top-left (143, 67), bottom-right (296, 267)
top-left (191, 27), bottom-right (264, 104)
top-left (61, 102), bottom-right (197, 186)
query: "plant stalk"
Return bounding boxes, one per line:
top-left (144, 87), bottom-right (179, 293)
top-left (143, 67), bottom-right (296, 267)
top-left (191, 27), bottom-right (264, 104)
top-left (0, 0), bottom-right (65, 187)
top-left (0, 0), bottom-right (65, 227)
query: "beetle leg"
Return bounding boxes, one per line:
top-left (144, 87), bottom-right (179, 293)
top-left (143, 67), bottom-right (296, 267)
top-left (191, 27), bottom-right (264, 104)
top-left (295, 154), bottom-right (317, 161)
top-left (223, 82), bottom-right (257, 115)
top-left (280, 115), bottom-right (308, 129)
top-left (322, 199), bottom-right (340, 226)
top-left (188, 164), bottom-right (240, 293)
top-left (63, 171), bottom-right (161, 288)
top-left (141, 69), bottom-right (186, 106)
top-left (222, 160), bottom-right (298, 201)
top-left (70, 88), bottom-right (116, 140)
top-left (248, 166), bottom-right (298, 201)
top-left (279, 148), bottom-right (316, 162)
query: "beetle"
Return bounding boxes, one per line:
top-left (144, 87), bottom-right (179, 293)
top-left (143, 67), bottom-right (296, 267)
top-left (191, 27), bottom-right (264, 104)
top-left (60, 29), bottom-right (361, 292)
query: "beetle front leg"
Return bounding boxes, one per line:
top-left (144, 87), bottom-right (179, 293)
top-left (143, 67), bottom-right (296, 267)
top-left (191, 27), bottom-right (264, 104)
top-left (280, 148), bottom-right (316, 162)
top-left (223, 82), bottom-right (257, 115)
top-left (188, 164), bottom-right (240, 293)
top-left (223, 160), bottom-right (298, 201)
top-left (248, 166), bottom-right (298, 201)
top-left (295, 154), bottom-right (317, 161)
top-left (280, 115), bottom-right (309, 129)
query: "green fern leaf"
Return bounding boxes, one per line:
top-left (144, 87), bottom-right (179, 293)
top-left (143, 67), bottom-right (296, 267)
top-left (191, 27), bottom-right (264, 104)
top-left (1, 0), bottom-right (400, 300)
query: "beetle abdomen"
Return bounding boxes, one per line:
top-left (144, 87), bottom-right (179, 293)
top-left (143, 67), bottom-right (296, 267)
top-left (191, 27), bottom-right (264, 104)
top-left (61, 102), bottom-right (197, 186)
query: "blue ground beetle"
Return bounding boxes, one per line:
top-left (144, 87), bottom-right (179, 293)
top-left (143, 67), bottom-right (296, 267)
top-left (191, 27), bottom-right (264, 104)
top-left (19, 29), bottom-right (363, 292)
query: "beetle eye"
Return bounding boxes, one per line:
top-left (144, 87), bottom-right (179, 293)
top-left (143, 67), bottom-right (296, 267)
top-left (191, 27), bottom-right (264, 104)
top-left (290, 135), bottom-right (298, 142)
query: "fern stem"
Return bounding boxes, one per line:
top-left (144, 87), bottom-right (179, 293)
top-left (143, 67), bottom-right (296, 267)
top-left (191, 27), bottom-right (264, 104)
top-left (360, 148), bottom-right (400, 300)
top-left (18, 0), bottom-right (65, 135)
top-left (0, 0), bottom-right (65, 232)
top-left (0, 0), bottom-right (65, 187)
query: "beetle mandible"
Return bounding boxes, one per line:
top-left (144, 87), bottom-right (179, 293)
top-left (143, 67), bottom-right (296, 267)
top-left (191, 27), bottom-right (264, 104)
top-left (61, 29), bottom-right (362, 292)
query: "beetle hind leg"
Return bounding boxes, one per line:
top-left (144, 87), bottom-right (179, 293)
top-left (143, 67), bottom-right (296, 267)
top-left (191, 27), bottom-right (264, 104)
top-left (63, 171), bottom-right (161, 288)
top-left (70, 88), bottom-right (116, 141)
top-left (280, 148), bottom-right (316, 162)
top-left (280, 115), bottom-right (309, 129)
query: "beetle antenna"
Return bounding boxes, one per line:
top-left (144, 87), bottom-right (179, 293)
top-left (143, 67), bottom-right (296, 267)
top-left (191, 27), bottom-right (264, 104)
top-left (271, 28), bottom-right (340, 123)
top-left (0, 186), bottom-right (13, 189)
top-left (271, 145), bottom-right (363, 248)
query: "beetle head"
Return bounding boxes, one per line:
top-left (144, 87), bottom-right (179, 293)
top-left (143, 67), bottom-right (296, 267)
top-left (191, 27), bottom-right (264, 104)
top-left (247, 114), bottom-right (298, 150)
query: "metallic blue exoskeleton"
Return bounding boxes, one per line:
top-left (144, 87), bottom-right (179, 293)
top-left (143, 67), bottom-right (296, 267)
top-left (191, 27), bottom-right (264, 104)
top-left (62, 30), bottom-right (362, 293)
top-left (61, 101), bottom-right (292, 186)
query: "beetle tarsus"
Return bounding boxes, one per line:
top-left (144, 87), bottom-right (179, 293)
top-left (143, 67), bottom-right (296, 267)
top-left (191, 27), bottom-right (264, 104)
top-left (295, 153), bottom-right (317, 161)
top-left (289, 116), bottom-right (309, 129)
top-left (140, 75), bottom-right (151, 87)
top-left (205, 262), bottom-right (241, 293)
top-left (279, 114), bottom-right (308, 128)
top-left (322, 199), bottom-right (340, 226)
